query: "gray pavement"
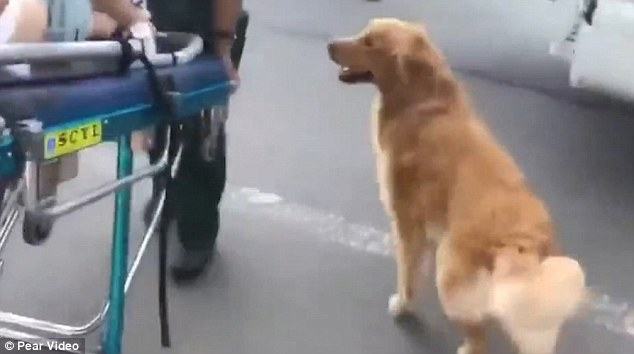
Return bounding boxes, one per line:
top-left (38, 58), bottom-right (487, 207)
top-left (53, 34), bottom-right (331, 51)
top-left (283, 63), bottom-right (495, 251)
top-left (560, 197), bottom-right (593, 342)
top-left (1, 0), bottom-right (634, 353)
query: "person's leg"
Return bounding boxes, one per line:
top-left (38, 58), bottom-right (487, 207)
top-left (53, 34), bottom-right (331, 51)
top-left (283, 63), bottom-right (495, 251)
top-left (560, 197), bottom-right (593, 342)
top-left (144, 3), bottom-right (246, 282)
top-left (147, 119), bottom-right (226, 281)
top-left (172, 120), bottom-right (226, 280)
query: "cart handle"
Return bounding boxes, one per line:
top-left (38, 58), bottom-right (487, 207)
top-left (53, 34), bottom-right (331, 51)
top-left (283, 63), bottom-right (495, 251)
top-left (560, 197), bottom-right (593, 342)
top-left (0, 32), bottom-right (203, 67)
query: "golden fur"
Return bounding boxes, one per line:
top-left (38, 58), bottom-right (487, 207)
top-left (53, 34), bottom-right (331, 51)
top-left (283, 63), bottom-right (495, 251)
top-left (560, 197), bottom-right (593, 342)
top-left (328, 18), bottom-right (587, 354)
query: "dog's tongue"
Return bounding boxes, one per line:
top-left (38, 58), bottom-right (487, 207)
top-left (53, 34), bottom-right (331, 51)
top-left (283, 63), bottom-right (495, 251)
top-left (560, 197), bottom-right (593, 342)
top-left (339, 67), bottom-right (373, 83)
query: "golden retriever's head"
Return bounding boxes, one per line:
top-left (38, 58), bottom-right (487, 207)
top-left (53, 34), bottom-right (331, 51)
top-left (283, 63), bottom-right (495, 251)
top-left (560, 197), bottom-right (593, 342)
top-left (328, 18), bottom-right (445, 89)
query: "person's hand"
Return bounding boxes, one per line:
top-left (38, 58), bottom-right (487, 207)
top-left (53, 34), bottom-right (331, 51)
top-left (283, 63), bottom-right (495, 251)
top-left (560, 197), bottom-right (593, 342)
top-left (221, 55), bottom-right (240, 90)
top-left (90, 12), bottom-right (118, 39)
top-left (132, 129), bottom-right (154, 152)
top-left (89, 7), bottom-right (151, 40)
top-left (129, 21), bottom-right (155, 40)
top-left (127, 8), bottom-right (154, 40)
top-left (215, 39), bottom-right (240, 89)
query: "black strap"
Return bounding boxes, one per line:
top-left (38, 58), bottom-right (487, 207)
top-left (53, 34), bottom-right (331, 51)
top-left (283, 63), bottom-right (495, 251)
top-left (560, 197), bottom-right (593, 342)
top-left (158, 208), bottom-right (171, 347)
top-left (116, 38), bottom-right (136, 74)
top-left (136, 53), bottom-right (178, 120)
top-left (129, 44), bottom-right (175, 349)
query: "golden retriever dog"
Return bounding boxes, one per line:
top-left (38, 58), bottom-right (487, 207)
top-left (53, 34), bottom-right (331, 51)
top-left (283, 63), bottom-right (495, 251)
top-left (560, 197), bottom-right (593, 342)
top-left (328, 18), bottom-right (587, 354)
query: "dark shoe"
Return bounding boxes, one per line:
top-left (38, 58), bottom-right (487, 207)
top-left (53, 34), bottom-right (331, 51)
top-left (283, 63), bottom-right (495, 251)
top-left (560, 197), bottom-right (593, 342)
top-left (171, 247), bottom-right (214, 283)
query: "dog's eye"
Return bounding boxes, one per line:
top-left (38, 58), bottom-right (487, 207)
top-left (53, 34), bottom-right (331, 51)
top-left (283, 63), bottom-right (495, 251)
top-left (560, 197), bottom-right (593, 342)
top-left (363, 36), bottom-right (374, 47)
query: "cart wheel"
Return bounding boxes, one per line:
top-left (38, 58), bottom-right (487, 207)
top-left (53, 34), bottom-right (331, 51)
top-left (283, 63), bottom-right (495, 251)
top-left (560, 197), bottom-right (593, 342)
top-left (22, 213), bottom-right (53, 246)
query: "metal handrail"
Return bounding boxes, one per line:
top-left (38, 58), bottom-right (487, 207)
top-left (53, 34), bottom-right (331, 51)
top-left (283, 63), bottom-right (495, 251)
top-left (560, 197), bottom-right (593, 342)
top-left (0, 143), bottom-right (182, 336)
top-left (28, 153), bottom-right (168, 221)
top-left (0, 33), bottom-right (203, 68)
top-left (26, 127), bottom-right (172, 221)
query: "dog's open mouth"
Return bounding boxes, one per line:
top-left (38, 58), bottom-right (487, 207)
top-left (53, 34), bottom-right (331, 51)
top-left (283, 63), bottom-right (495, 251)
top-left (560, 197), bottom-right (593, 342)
top-left (339, 67), bottom-right (374, 83)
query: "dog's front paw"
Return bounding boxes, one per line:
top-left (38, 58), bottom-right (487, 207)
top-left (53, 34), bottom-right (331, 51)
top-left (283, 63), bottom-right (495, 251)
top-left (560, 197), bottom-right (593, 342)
top-left (457, 343), bottom-right (484, 354)
top-left (388, 293), bottom-right (415, 317)
top-left (457, 345), bottom-right (469, 354)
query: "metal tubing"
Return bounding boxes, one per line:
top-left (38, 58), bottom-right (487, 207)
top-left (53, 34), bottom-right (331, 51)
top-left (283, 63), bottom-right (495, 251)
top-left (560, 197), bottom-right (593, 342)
top-left (32, 155), bottom-right (167, 220)
top-left (0, 182), bottom-right (23, 273)
top-left (23, 162), bottom-right (39, 209)
top-left (0, 42), bottom-right (127, 66)
top-left (0, 208), bottom-right (18, 255)
top-left (102, 134), bottom-right (133, 354)
top-left (0, 133), bottom-right (177, 338)
top-left (0, 182), bottom-right (22, 250)
top-left (28, 129), bottom-right (171, 221)
top-left (0, 188), bottom-right (166, 336)
top-left (0, 33), bottom-right (202, 67)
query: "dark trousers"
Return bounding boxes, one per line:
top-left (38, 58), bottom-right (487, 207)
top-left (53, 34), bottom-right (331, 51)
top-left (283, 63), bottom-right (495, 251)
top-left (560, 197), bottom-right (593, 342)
top-left (147, 10), bottom-right (247, 250)
top-left (149, 121), bottom-right (226, 250)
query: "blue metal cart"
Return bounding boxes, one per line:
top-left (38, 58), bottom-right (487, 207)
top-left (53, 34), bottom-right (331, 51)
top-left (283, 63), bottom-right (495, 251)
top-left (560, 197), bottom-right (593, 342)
top-left (0, 32), bottom-right (236, 354)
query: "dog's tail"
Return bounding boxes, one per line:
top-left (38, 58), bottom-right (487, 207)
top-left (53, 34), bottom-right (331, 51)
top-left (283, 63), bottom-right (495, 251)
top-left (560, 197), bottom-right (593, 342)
top-left (490, 256), bottom-right (587, 354)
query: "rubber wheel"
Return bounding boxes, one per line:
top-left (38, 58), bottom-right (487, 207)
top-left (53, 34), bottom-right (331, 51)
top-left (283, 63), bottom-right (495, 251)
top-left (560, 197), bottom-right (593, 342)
top-left (22, 213), bottom-right (53, 246)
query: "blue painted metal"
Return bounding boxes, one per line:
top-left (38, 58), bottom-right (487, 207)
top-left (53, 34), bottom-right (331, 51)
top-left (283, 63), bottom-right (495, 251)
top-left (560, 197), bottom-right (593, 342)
top-left (0, 77), bottom-right (231, 169)
top-left (100, 81), bottom-right (232, 140)
top-left (103, 134), bottom-right (133, 354)
top-left (0, 134), bottom-right (18, 181)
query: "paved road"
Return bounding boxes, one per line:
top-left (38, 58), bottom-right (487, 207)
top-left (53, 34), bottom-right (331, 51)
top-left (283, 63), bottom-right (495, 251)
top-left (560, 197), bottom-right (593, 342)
top-left (1, 0), bottom-right (634, 353)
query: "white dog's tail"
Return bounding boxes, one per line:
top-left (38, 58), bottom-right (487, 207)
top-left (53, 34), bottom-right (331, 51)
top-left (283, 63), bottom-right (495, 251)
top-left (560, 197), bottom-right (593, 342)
top-left (490, 256), bottom-right (588, 354)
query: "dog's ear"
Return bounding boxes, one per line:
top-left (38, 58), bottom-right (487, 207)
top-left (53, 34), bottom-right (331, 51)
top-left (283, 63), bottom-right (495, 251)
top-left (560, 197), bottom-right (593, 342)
top-left (396, 53), bottom-right (434, 84)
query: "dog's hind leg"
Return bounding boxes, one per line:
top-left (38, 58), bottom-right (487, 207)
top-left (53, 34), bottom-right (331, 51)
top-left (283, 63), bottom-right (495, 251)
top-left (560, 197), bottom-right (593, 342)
top-left (436, 238), bottom-right (490, 354)
top-left (388, 218), bottom-right (426, 317)
top-left (510, 328), bottom-right (559, 354)
top-left (456, 322), bottom-right (487, 354)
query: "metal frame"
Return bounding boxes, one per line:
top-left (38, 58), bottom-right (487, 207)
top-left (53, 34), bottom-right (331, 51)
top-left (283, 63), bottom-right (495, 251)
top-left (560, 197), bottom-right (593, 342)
top-left (0, 33), bottom-right (203, 68)
top-left (0, 32), bottom-right (230, 354)
top-left (0, 126), bottom-right (182, 354)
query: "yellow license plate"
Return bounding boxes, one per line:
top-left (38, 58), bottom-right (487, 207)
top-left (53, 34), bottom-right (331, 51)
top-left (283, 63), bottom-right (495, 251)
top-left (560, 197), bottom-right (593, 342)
top-left (44, 120), bottom-right (103, 159)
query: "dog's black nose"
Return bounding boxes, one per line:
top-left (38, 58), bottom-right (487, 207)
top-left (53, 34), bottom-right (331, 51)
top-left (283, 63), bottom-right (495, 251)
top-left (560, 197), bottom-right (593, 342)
top-left (327, 42), bottom-right (336, 60)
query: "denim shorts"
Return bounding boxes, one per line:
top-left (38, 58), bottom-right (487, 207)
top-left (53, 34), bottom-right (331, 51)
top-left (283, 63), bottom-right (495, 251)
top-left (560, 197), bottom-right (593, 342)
top-left (45, 0), bottom-right (93, 41)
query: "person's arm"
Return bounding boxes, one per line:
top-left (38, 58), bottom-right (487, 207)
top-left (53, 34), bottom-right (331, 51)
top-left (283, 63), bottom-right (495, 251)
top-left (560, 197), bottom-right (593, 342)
top-left (91, 0), bottom-right (147, 29)
top-left (11, 0), bottom-right (47, 42)
top-left (90, 11), bottom-right (118, 39)
top-left (212, 0), bottom-right (242, 57)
